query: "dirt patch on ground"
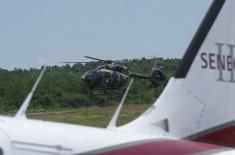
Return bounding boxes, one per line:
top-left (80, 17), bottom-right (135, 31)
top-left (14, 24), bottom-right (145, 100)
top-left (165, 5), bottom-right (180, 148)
top-left (28, 104), bottom-right (150, 116)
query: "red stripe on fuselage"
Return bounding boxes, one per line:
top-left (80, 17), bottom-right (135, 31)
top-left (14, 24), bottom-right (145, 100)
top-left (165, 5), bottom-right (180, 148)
top-left (98, 140), bottom-right (224, 155)
top-left (195, 126), bottom-right (235, 147)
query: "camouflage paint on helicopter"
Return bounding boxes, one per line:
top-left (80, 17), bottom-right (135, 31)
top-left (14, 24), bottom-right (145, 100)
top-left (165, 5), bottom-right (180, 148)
top-left (81, 68), bottom-right (128, 90)
top-left (62, 56), bottom-right (166, 94)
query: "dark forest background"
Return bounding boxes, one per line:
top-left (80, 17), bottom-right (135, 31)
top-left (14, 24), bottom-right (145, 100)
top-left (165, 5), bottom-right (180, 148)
top-left (0, 58), bottom-right (180, 113)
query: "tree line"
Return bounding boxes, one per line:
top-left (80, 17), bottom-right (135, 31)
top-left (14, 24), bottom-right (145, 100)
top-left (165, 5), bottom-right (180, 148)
top-left (0, 58), bottom-right (180, 113)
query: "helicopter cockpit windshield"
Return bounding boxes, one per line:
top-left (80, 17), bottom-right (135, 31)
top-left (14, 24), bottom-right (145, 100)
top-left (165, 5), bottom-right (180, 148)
top-left (81, 69), bottom-right (102, 88)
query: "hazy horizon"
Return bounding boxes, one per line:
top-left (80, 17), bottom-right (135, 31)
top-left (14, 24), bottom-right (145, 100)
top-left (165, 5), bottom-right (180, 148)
top-left (0, 0), bottom-right (212, 70)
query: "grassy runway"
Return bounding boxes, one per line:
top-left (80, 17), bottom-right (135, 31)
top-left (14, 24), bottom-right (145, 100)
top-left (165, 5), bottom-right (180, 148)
top-left (28, 104), bottom-right (151, 128)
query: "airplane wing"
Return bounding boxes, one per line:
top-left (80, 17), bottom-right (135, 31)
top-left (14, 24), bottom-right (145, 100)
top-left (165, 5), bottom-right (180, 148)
top-left (2, 0), bottom-right (235, 155)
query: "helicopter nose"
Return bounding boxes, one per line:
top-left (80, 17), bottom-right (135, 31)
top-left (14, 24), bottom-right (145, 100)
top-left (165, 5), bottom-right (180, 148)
top-left (81, 73), bottom-right (91, 83)
top-left (81, 74), bottom-right (86, 80)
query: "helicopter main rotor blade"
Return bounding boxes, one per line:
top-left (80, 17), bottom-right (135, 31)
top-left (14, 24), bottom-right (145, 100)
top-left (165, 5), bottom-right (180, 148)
top-left (84, 56), bottom-right (104, 61)
top-left (84, 56), bottom-right (114, 63)
top-left (60, 61), bottom-right (90, 64)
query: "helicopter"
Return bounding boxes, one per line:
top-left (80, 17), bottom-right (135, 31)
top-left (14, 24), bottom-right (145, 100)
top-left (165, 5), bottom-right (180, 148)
top-left (62, 56), bottom-right (167, 95)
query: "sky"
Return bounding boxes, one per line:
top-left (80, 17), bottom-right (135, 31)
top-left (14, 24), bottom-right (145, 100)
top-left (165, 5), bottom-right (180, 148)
top-left (0, 0), bottom-right (212, 70)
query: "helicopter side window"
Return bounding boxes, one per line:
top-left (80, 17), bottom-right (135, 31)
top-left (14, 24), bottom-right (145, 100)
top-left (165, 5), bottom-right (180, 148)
top-left (97, 71), bottom-right (102, 77)
top-left (103, 71), bottom-right (110, 78)
top-left (94, 71), bottom-right (102, 80)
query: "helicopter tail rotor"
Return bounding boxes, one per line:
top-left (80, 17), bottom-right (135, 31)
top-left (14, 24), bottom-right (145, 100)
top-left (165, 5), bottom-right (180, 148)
top-left (149, 56), bottom-right (167, 86)
top-left (149, 67), bottom-right (167, 86)
top-left (129, 56), bottom-right (167, 86)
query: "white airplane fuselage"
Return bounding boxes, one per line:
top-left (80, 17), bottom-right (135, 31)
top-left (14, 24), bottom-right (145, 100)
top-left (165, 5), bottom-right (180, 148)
top-left (1, 115), bottom-right (235, 155)
top-left (0, 116), bottom-right (173, 154)
top-left (2, 0), bottom-right (235, 154)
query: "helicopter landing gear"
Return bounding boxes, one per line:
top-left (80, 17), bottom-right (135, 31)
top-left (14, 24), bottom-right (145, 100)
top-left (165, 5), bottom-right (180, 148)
top-left (103, 89), bottom-right (107, 95)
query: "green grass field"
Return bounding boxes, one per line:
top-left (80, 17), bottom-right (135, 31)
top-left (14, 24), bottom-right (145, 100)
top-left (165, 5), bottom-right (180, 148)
top-left (28, 104), bottom-right (151, 128)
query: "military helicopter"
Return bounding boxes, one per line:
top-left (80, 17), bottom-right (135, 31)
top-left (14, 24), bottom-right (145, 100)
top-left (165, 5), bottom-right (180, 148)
top-left (62, 56), bottom-right (166, 95)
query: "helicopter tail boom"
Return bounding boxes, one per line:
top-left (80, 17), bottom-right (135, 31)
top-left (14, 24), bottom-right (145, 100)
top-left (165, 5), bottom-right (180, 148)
top-left (129, 68), bottom-right (166, 86)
